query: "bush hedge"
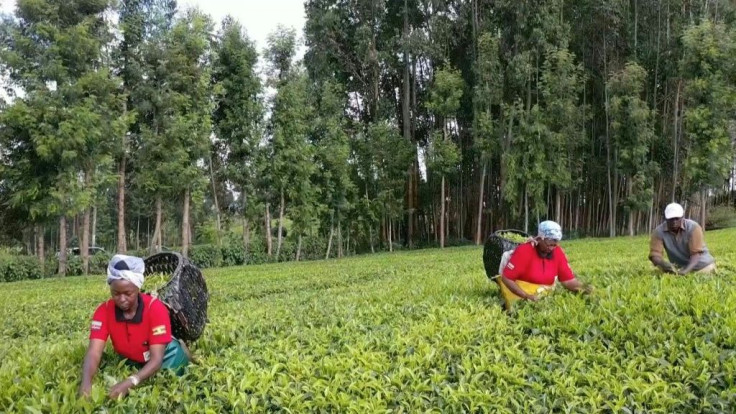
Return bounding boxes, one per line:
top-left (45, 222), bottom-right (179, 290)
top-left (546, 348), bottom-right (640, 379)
top-left (0, 252), bottom-right (113, 282)
top-left (0, 255), bottom-right (43, 282)
top-left (707, 206), bottom-right (736, 229)
top-left (0, 235), bottom-right (338, 282)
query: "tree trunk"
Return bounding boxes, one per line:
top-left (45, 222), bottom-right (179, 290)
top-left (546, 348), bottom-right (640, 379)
top-left (209, 155), bottom-right (222, 247)
top-left (672, 80), bottom-right (681, 201)
top-left (182, 188), bottom-right (191, 257)
top-left (136, 216), bottom-right (140, 251)
top-left (627, 178), bottom-right (635, 236)
top-left (388, 217), bottom-right (393, 252)
top-left (337, 213), bottom-right (343, 258)
top-left (700, 190), bottom-right (707, 229)
top-left (402, 0), bottom-right (414, 248)
top-left (604, 45), bottom-right (615, 238)
top-left (276, 189), bottom-right (285, 259)
top-left (524, 185), bottom-right (529, 234)
top-left (325, 212), bottom-right (334, 260)
top-left (117, 157), bottom-right (127, 253)
top-left (189, 215), bottom-right (193, 252)
top-left (36, 225), bottom-right (45, 270)
top-left (633, 0), bottom-right (638, 58)
top-left (81, 169), bottom-right (92, 274)
top-left (369, 224), bottom-right (375, 254)
top-left (346, 223), bottom-right (351, 255)
top-left (74, 214), bottom-right (80, 242)
top-left (151, 196), bottom-right (163, 254)
top-left (455, 169), bottom-right (461, 242)
top-left (82, 207), bottom-right (91, 275)
top-left (475, 161), bottom-right (486, 245)
top-left (653, 1), bottom-right (661, 110)
top-left (243, 216), bottom-right (250, 256)
top-left (242, 192), bottom-right (250, 254)
top-left (265, 202), bottom-right (273, 257)
top-left (440, 176), bottom-right (446, 248)
top-left (575, 193), bottom-right (581, 233)
top-left (296, 234), bottom-right (303, 262)
top-left (91, 205), bottom-right (97, 247)
top-left (58, 216), bottom-right (67, 277)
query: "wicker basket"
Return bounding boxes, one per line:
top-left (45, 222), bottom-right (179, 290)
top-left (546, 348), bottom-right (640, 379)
top-left (144, 252), bottom-right (209, 342)
top-left (482, 229), bottom-right (530, 279)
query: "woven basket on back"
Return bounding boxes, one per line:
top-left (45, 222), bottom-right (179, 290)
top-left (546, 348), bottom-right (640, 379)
top-left (144, 252), bottom-right (209, 342)
top-left (482, 229), bottom-right (530, 279)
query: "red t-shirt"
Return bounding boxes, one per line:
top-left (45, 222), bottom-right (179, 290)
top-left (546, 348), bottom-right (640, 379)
top-left (502, 242), bottom-right (575, 285)
top-left (89, 293), bottom-right (172, 363)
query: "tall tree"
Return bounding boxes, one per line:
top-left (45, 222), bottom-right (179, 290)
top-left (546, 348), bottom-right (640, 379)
top-left (539, 46), bottom-right (587, 228)
top-left (680, 19), bottom-right (736, 227)
top-left (136, 9), bottom-right (212, 257)
top-left (608, 62), bottom-right (657, 236)
top-left (472, 33), bottom-right (503, 245)
top-left (311, 80), bottom-right (355, 259)
top-left (1, 0), bottom-right (125, 274)
top-left (211, 16), bottom-right (263, 254)
top-left (113, 0), bottom-right (178, 253)
top-left (426, 65), bottom-right (463, 248)
top-left (265, 27), bottom-right (316, 259)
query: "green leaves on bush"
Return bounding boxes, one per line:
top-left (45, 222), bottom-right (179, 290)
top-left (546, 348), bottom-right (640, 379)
top-left (1, 229), bottom-right (735, 411)
top-left (498, 232), bottom-right (529, 244)
top-left (0, 255), bottom-right (42, 282)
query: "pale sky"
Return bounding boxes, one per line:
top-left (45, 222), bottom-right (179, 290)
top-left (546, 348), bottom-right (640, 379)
top-left (178, 0), bottom-right (306, 57)
top-left (0, 0), bottom-right (306, 57)
top-left (0, 0), bottom-right (306, 101)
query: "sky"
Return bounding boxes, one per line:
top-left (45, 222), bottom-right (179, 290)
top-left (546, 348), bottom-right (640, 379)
top-left (0, 0), bottom-right (307, 74)
top-left (177, 0), bottom-right (307, 56)
top-left (0, 0), bottom-right (307, 101)
top-left (0, 0), bottom-right (307, 52)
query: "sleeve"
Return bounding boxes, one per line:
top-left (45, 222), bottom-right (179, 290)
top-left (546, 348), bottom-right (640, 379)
top-left (556, 249), bottom-right (575, 282)
top-left (649, 231), bottom-right (664, 259)
top-left (501, 244), bottom-right (529, 281)
top-left (688, 223), bottom-right (706, 255)
top-left (89, 303), bottom-right (109, 341)
top-left (148, 299), bottom-right (173, 345)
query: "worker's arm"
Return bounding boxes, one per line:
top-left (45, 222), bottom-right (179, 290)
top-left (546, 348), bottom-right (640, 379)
top-left (561, 278), bottom-right (594, 294)
top-left (108, 343), bottom-right (166, 399)
top-left (558, 252), bottom-right (593, 294)
top-left (648, 233), bottom-right (675, 273)
top-left (678, 224), bottom-right (707, 275)
top-left (561, 278), bottom-right (583, 292)
top-left (501, 276), bottom-right (539, 301)
top-left (79, 339), bottom-right (106, 397)
top-left (677, 254), bottom-right (701, 275)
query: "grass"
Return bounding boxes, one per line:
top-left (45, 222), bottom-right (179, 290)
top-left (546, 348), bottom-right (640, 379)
top-left (1, 229), bottom-right (735, 412)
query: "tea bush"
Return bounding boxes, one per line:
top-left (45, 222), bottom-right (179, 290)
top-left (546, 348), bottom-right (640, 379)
top-left (1, 229), bottom-right (735, 412)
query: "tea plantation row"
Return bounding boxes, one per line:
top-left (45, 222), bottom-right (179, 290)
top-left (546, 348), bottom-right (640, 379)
top-left (1, 229), bottom-right (735, 412)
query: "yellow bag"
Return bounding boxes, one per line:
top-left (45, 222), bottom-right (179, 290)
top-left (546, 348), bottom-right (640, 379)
top-left (498, 278), bottom-right (554, 311)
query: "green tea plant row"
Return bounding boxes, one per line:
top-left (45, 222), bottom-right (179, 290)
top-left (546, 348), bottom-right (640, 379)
top-left (1, 229), bottom-right (735, 413)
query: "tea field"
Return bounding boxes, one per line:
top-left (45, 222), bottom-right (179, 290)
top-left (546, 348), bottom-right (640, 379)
top-left (1, 229), bottom-right (736, 413)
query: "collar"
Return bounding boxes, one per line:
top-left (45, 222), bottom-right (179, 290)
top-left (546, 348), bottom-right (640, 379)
top-left (115, 294), bottom-right (144, 324)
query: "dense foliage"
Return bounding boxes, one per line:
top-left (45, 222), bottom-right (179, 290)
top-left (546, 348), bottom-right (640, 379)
top-left (0, 229), bottom-right (734, 411)
top-left (1, 0), bottom-right (735, 275)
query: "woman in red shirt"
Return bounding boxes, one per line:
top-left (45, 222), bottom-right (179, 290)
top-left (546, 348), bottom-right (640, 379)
top-left (79, 255), bottom-right (190, 399)
top-left (499, 221), bottom-right (592, 310)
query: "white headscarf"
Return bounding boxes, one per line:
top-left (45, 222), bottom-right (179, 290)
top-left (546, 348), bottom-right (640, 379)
top-left (107, 254), bottom-right (145, 288)
top-left (538, 220), bottom-right (563, 241)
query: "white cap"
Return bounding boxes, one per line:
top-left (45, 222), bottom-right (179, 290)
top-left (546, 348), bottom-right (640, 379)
top-left (664, 203), bottom-right (684, 219)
